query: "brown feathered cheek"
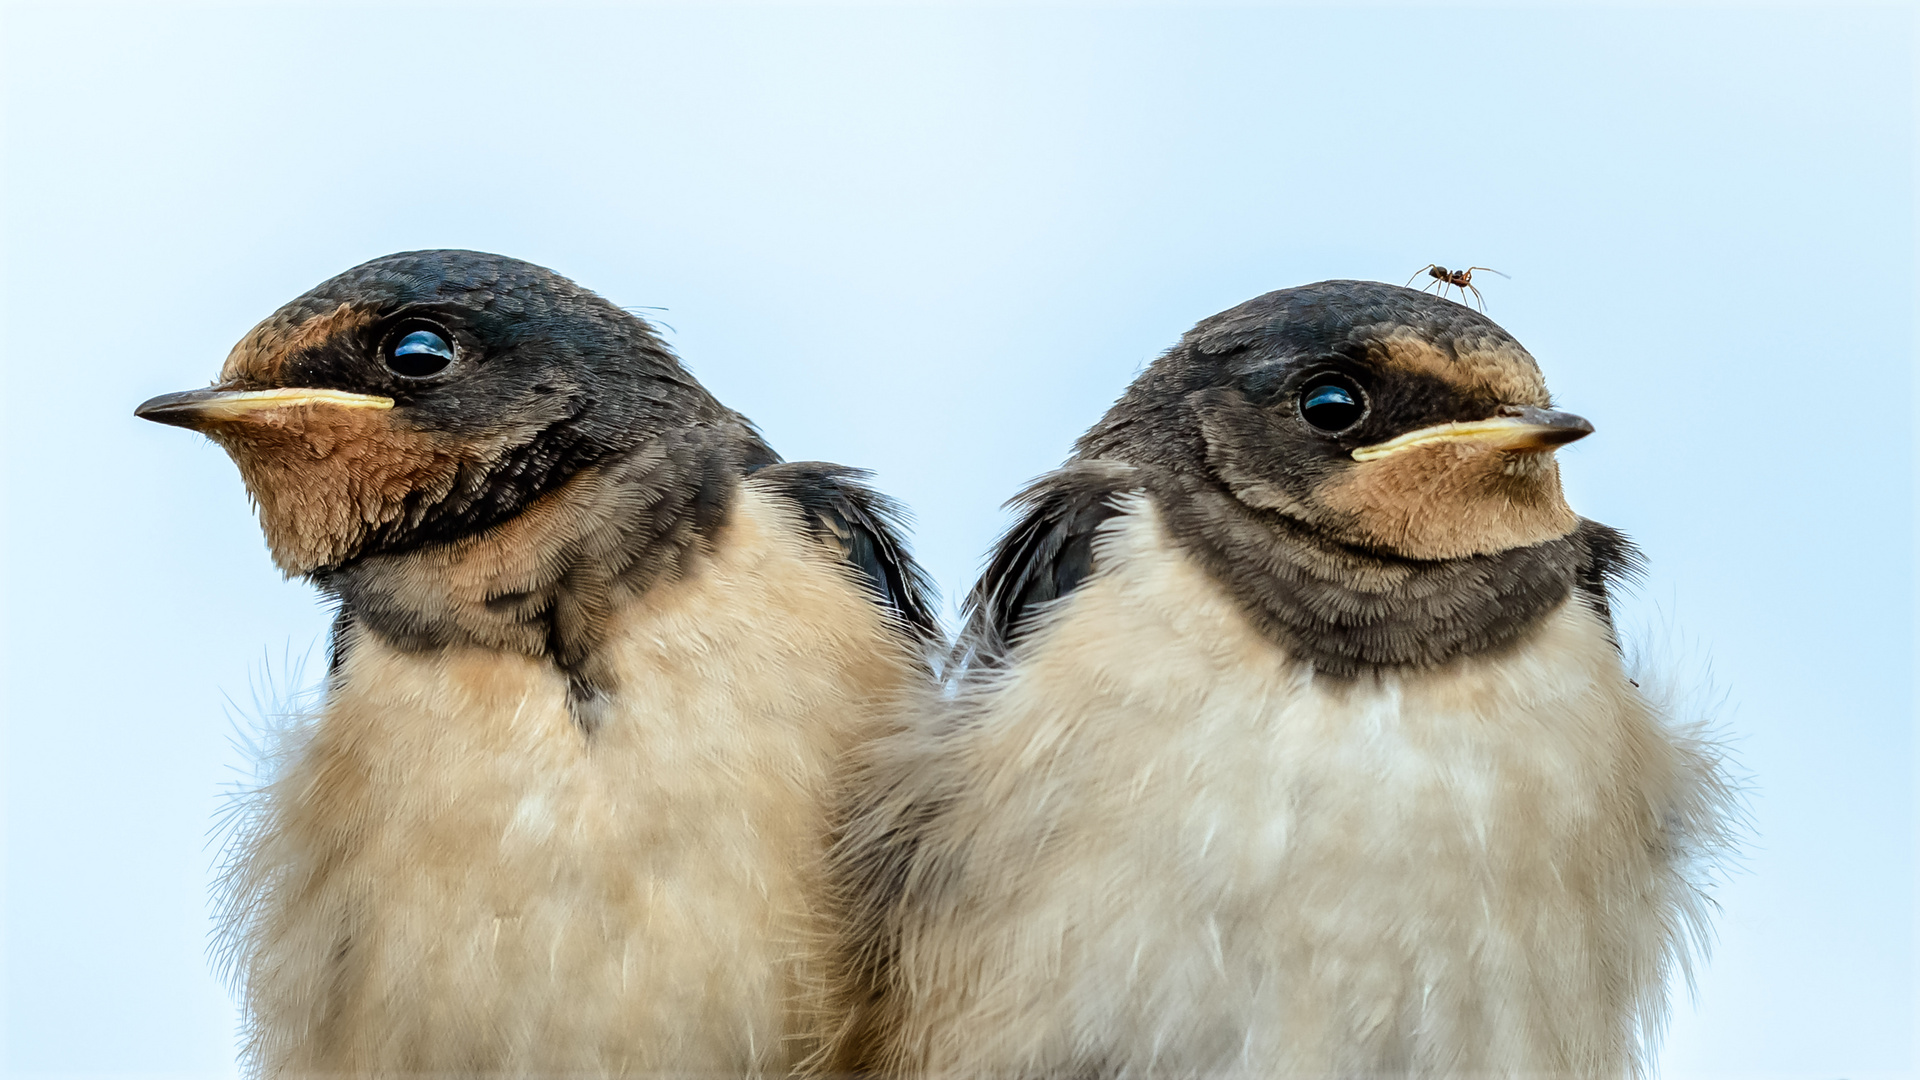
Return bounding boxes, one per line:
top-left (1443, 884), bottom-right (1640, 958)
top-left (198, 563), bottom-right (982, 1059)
top-left (1316, 434), bottom-right (1580, 560)
top-left (137, 387), bottom-right (472, 576)
top-left (1199, 389), bottom-right (1590, 561)
top-left (211, 402), bottom-right (473, 575)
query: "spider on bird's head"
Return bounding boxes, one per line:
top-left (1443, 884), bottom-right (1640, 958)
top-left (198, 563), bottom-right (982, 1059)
top-left (1406, 263), bottom-right (1509, 311)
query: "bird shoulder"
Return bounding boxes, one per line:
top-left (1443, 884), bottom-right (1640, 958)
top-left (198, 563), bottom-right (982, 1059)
top-left (959, 459), bottom-right (1144, 667)
top-left (747, 462), bottom-right (940, 642)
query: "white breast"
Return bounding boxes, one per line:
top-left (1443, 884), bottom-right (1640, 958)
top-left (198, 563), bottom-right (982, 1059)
top-left (875, 497), bottom-right (1723, 1078)
top-left (222, 484), bottom-right (921, 1078)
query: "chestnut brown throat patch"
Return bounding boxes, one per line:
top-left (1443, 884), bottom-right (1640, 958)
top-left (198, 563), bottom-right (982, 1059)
top-left (1315, 439), bottom-right (1578, 560)
top-left (202, 401), bottom-right (498, 576)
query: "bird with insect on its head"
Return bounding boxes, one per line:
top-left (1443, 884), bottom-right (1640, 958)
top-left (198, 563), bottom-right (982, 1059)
top-left (824, 278), bottom-right (1733, 1080)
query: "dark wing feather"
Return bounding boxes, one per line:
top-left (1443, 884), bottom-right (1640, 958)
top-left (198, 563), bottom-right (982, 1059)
top-left (751, 462), bottom-right (940, 641)
top-left (960, 460), bottom-right (1141, 665)
top-left (326, 604), bottom-right (355, 675)
top-left (1571, 518), bottom-right (1646, 645)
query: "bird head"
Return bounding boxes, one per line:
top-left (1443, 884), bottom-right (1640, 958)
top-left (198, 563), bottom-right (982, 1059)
top-left (136, 249), bottom-right (744, 577)
top-left (1084, 279), bottom-right (1589, 560)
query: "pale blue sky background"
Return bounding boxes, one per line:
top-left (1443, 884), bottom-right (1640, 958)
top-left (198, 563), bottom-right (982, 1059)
top-left (2, 3), bottom-right (1913, 1076)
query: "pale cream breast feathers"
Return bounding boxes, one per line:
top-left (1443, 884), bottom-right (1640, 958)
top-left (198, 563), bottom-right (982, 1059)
top-left (862, 497), bottom-right (1725, 1078)
top-left (221, 483), bottom-right (923, 1078)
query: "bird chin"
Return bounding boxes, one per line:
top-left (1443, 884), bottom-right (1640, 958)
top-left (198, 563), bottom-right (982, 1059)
top-left (203, 405), bottom-right (471, 577)
top-left (1314, 442), bottom-right (1581, 561)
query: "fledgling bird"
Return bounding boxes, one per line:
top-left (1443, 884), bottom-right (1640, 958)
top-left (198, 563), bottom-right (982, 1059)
top-left (136, 250), bottom-right (938, 1078)
top-left (830, 281), bottom-right (1729, 1078)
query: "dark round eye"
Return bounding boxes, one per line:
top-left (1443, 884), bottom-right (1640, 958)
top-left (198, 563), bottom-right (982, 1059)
top-left (1299, 375), bottom-right (1367, 433)
top-left (387, 327), bottom-right (455, 378)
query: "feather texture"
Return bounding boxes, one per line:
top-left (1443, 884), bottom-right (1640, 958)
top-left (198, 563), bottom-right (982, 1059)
top-left (219, 484), bottom-right (927, 1078)
top-left (834, 499), bottom-right (1731, 1078)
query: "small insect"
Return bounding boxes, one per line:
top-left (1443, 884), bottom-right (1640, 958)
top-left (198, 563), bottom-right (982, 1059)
top-left (1406, 264), bottom-right (1510, 312)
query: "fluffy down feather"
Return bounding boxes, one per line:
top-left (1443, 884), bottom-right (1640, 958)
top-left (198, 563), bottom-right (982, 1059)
top-left (220, 484), bottom-right (926, 1078)
top-left (832, 498), bottom-right (1731, 1078)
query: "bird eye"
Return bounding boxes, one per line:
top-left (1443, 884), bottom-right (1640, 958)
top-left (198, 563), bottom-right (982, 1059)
top-left (387, 327), bottom-right (455, 378)
top-left (1299, 376), bottom-right (1367, 433)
